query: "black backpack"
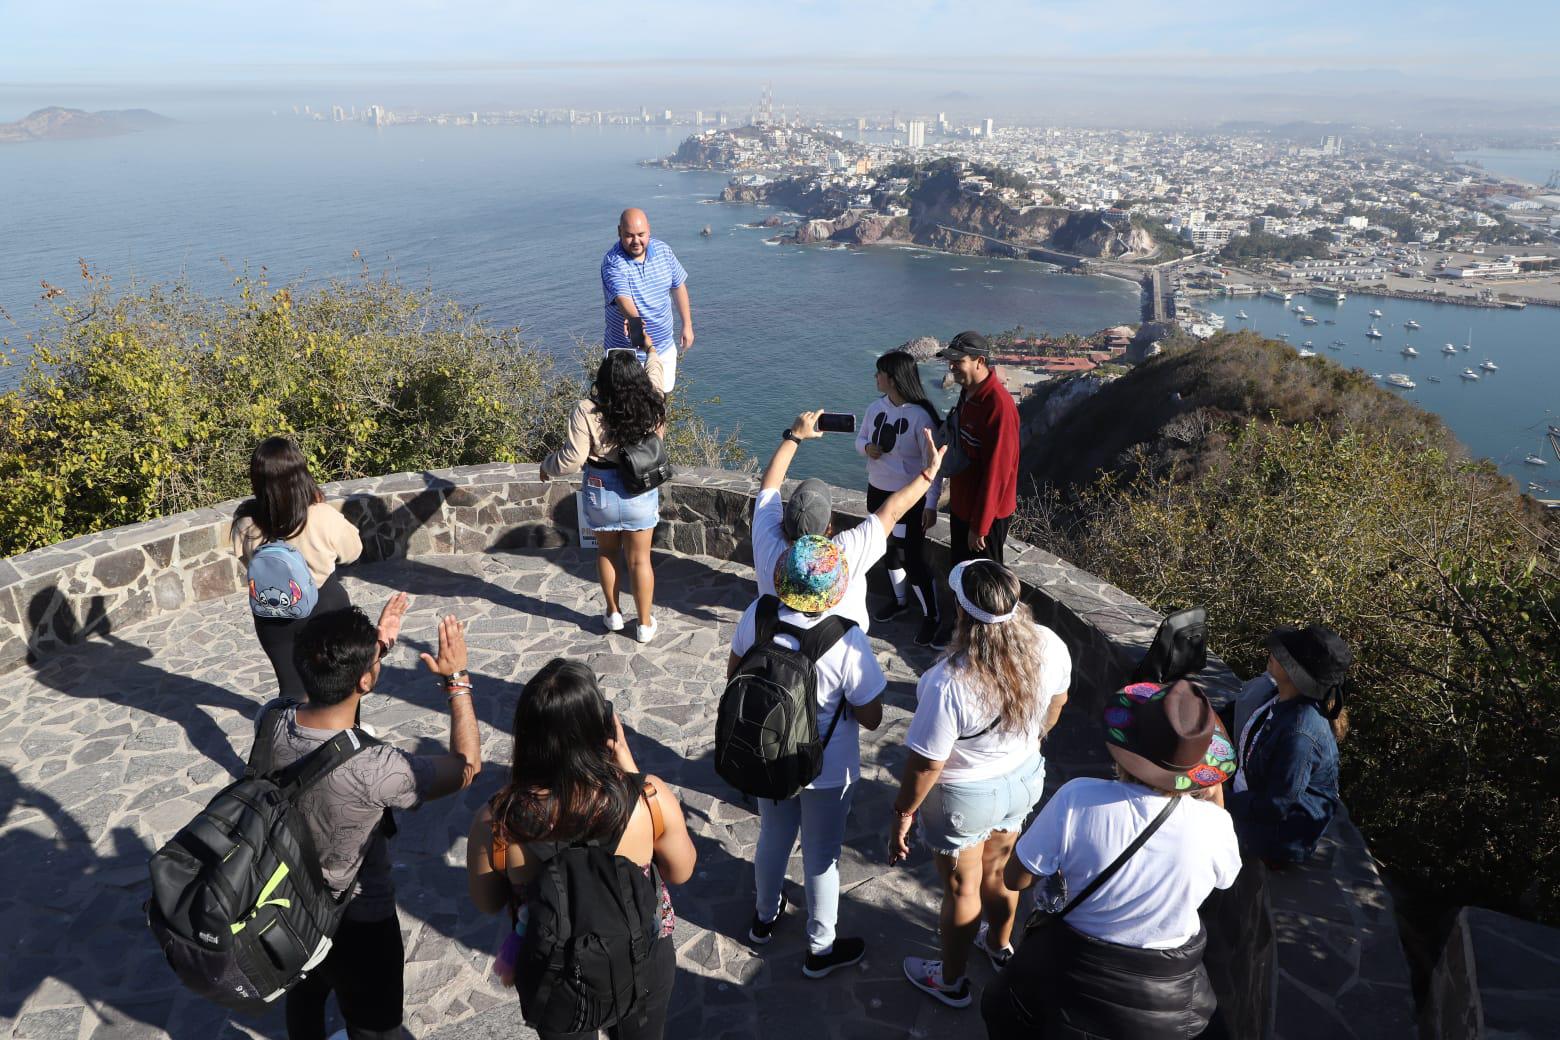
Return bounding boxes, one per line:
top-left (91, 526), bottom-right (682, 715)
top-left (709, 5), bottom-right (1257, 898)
top-left (714, 596), bottom-right (856, 800)
top-left (146, 706), bottom-right (384, 1011)
top-left (619, 432), bottom-right (673, 494)
top-left (516, 777), bottom-right (663, 1034)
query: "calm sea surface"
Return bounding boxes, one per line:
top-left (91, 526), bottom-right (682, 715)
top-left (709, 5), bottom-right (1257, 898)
top-left (3, 124), bottom-right (1554, 488)
top-left (0, 121), bottom-right (1138, 487)
top-left (1201, 294), bottom-right (1558, 487)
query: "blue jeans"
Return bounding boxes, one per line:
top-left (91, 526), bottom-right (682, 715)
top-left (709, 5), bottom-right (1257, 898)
top-left (755, 784), bottom-right (855, 955)
top-left (582, 463), bottom-right (660, 532)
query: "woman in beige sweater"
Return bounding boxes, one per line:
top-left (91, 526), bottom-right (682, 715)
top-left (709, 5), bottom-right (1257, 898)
top-left (231, 437), bottom-right (363, 699)
top-left (542, 347), bottom-right (668, 643)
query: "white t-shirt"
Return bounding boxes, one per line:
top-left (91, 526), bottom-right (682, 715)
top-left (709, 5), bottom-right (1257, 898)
top-left (751, 487), bottom-right (888, 632)
top-left (856, 396), bottom-right (939, 508)
top-left (1014, 778), bottom-right (1241, 949)
top-left (730, 598), bottom-right (887, 790)
top-left (904, 626), bottom-right (1072, 785)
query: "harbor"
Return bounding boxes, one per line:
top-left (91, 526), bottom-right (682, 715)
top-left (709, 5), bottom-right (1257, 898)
top-left (1201, 291), bottom-right (1560, 491)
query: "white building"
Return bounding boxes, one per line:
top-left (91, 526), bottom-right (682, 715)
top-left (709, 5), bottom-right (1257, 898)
top-left (983, 117), bottom-right (995, 138)
top-left (907, 120), bottom-right (926, 149)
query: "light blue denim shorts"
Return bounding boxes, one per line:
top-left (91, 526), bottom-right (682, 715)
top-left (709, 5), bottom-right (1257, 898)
top-left (582, 464), bottom-right (660, 532)
top-left (917, 752), bottom-right (1045, 855)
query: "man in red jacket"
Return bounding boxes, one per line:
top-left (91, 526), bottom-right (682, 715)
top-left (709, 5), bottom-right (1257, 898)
top-left (929, 331), bottom-right (1019, 647)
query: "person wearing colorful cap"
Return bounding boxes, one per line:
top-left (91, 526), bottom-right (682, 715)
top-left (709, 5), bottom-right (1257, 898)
top-left (1228, 624), bottom-right (1349, 868)
top-left (985, 680), bottom-right (1241, 1039)
top-left (727, 536), bottom-right (889, 979)
top-left (887, 560), bottom-right (1072, 1009)
top-left (929, 331), bottom-right (1020, 648)
top-left (751, 409), bottom-right (945, 630)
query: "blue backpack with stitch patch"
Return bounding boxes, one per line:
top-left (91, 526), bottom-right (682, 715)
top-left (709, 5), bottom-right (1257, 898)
top-left (247, 541), bottom-right (318, 620)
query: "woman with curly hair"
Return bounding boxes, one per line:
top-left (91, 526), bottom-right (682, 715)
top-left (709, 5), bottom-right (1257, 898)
top-left (886, 559), bottom-right (1072, 1009)
top-left (542, 344), bottom-right (669, 642)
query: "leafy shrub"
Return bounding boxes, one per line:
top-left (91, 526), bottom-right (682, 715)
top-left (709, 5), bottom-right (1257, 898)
top-left (1018, 420), bottom-right (1560, 922)
top-left (0, 269), bottom-right (744, 556)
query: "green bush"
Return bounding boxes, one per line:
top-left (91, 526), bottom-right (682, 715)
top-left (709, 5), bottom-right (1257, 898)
top-left (0, 269), bottom-right (744, 556)
top-left (1018, 420), bottom-right (1560, 922)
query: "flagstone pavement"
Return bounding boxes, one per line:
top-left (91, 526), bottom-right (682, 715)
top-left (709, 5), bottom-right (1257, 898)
top-left (1, 548), bottom-right (1069, 1040)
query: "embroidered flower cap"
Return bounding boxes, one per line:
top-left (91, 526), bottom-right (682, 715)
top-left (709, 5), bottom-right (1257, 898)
top-left (1103, 679), bottom-right (1235, 792)
top-left (773, 534), bottom-right (850, 615)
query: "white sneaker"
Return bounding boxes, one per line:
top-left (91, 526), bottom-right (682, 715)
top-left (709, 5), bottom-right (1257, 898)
top-left (903, 956), bottom-right (972, 1008)
top-left (635, 618), bottom-right (658, 644)
top-left (604, 611), bottom-right (625, 633)
top-left (975, 921), bottom-right (1015, 970)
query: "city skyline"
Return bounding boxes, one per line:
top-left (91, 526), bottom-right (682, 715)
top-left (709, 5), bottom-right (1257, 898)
top-left (4, 1), bottom-right (1560, 130)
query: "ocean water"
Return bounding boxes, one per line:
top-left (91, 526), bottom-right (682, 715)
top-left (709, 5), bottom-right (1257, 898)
top-left (1454, 148), bottom-right (1560, 188)
top-left (0, 120), bottom-right (1139, 487)
top-left (1203, 295), bottom-right (1559, 488)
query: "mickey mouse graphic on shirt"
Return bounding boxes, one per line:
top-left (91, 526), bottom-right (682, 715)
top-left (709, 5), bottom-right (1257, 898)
top-left (871, 411), bottom-right (910, 455)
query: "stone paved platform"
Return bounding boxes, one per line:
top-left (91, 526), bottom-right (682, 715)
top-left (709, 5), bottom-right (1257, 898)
top-left (1, 548), bottom-right (1013, 1040)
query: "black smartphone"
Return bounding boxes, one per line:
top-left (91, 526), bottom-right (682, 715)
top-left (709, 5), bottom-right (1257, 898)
top-left (817, 412), bottom-right (856, 434)
top-left (626, 315), bottom-right (648, 350)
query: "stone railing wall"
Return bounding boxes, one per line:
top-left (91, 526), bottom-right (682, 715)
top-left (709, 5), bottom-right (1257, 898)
top-left (3, 464), bottom-right (1232, 714)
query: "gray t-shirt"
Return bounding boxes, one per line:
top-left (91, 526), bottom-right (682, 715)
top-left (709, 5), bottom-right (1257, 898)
top-left (254, 700), bottom-right (436, 921)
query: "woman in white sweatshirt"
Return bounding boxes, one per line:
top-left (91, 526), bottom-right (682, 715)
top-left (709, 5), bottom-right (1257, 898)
top-left (856, 350), bottom-right (942, 645)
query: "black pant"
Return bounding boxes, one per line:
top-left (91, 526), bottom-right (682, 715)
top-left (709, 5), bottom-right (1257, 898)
top-left (254, 574), bottom-right (352, 700)
top-left (536, 936), bottom-right (678, 1040)
top-left (285, 912), bottom-right (404, 1040)
top-left (864, 484), bottom-right (938, 621)
top-left (949, 512), bottom-right (1012, 568)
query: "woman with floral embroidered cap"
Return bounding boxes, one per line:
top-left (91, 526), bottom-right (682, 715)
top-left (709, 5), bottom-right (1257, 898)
top-left (984, 679), bottom-right (1242, 1039)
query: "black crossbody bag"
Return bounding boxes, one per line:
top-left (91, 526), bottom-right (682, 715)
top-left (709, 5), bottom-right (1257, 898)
top-left (1025, 793), bottom-right (1180, 934)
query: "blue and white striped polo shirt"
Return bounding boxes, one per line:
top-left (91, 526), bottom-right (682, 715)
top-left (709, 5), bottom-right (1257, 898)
top-left (601, 238), bottom-right (687, 355)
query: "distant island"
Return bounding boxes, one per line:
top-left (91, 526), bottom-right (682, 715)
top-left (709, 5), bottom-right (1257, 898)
top-left (0, 107), bottom-right (171, 144)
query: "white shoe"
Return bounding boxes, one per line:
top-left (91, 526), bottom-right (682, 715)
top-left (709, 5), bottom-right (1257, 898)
top-left (635, 618), bottom-right (658, 644)
top-left (975, 921), bottom-right (1015, 970)
top-left (604, 611), bottom-right (625, 633)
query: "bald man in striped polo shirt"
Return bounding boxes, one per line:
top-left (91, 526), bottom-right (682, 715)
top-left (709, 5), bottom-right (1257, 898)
top-left (601, 207), bottom-right (696, 391)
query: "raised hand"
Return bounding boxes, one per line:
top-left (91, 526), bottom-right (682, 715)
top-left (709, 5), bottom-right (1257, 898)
top-left (419, 614), bottom-right (469, 678)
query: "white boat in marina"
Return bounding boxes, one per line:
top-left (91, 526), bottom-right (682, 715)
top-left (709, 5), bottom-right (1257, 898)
top-left (1404, 319), bottom-right (1421, 330)
top-left (1276, 332), bottom-right (1290, 340)
top-left (1401, 345), bottom-right (1418, 357)
top-left (1370, 308), bottom-right (1384, 318)
top-left (1526, 454), bottom-right (1549, 466)
top-left (1442, 343), bottom-right (1458, 354)
top-left (1480, 360), bottom-right (1498, 371)
top-left (1328, 341), bottom-right (1344, 350)
top-left (1263, 288), bottom-right (1292, 301)
top-left (1427, 376), bottom-right (1441, 383)
top-left (1307, 287), bottom-right (1348, 304)
top-left (1461, 368), bottom-right (1480, 381)
top-left (1384, 373), bottom-right (1416, 389)
top-left (1529, 482), bottom-right (1549, 494)
top-left (1301, 315), bottom-right (1319, 325)
top-left (1236, 310), bottom-right (1249, 320)
top-left (1298, 348), bottom-right (1318, 358)
top-left (1366, 326), bottom-right (1383, 339)
top-left (1293, 304), bottom-right (1307, 313)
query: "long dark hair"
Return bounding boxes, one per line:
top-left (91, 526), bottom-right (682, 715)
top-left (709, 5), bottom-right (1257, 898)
top-left (234, 436), bottom-right (320, 540)
top-left (591, 351), bottom-right (666, 447)
top-left (946, 561), bottom-right (1047, 737)
top-left (876, 350), bottom-right (940, 425)
top-left (493, 658), bottom-right (632, 844)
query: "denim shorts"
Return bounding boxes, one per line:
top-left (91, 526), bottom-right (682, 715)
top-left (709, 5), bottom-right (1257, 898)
top-left (582, 463), bottom-right (660, 532)
top-left (917, 753), bottom-right (1045, 855)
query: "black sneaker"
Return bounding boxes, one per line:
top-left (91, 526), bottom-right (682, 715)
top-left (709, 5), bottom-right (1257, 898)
top-left (873, 599), bottom-right (909, 624)
top-left (748, 891), bottom-right (787, 945)
top-left (915, 617), bottom-right (944, 648)
top-left (803, 936), bottom-right (866, 978)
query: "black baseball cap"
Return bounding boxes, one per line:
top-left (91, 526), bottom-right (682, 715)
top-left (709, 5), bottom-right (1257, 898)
top-left (938, 331), bottom-right (992, 360)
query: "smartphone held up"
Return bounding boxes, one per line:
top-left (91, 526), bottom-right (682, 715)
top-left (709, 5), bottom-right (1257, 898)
top-left (816, 412), bottom-right (856, 434)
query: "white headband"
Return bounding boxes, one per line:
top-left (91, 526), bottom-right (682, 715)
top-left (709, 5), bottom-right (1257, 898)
top-left (951, 560), bottom-right (1018, 625)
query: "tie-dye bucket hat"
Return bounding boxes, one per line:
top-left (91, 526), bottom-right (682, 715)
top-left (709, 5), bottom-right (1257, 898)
top-left (773, 534), bottom-right (850, 614)
top-left (1103, 679), bottom-right (1235, 792)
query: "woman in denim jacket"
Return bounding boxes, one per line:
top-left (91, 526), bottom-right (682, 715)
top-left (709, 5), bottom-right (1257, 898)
top-left (1228, 624), bottom-right (1350, 867)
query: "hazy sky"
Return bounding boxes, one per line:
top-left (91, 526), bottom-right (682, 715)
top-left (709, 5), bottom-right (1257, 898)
top-left (4, 1), bottom-right (1559, 127)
